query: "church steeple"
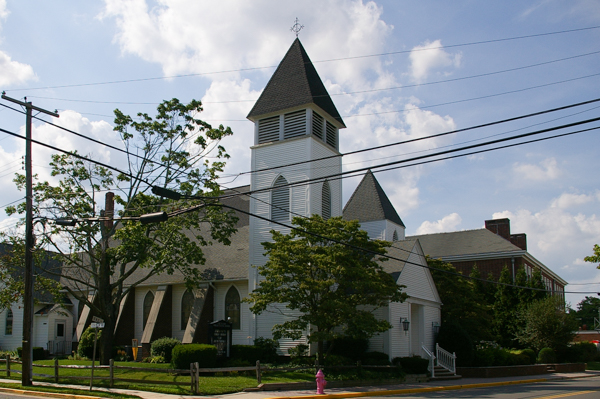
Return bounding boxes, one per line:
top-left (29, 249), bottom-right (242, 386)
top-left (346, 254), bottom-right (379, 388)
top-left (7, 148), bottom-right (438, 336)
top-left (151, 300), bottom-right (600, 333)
top-left (247, 38), bottom-right (345, 127)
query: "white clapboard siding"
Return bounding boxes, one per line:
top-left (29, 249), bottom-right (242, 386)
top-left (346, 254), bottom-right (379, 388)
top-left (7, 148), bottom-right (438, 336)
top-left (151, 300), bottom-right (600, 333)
top-left (397, 245), bottom-right (441, 304)
top-left (213, 282), bottom-right (251, 345)
top-left (388, 301), bottom-right (410, 359)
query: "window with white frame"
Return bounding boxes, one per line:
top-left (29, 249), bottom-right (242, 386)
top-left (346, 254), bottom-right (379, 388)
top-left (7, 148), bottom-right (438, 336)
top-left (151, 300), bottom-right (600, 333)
top-left (225, 286), bottom-right (241, 329)
top-left (181, 289), bottom-right (194, 330)
top-left (5, 309), bottom-right (13, 335)
top-left (272, 176), bottom-right (290, 222)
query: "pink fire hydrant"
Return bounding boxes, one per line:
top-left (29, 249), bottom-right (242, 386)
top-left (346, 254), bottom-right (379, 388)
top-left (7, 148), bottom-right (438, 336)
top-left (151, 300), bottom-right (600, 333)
top-left (316, 369), bottom-right (327, 394)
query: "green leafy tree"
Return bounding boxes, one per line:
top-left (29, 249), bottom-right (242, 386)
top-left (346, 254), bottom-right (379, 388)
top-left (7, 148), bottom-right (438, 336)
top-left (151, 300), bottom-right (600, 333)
top-left (492, 266), bottom-right (520, 347)
top-left (4, 99), bottom-right (236, 365)
top-left (584, 244), bottom-right (600, 268)
top-left (572, 296), bottom-right (600, 328)
top-left (246, 215), bottom-right (407, 365)
top-left (515, 295), bottom-right (577, 353)
top-left (428, 258), bottom-right (492, 342)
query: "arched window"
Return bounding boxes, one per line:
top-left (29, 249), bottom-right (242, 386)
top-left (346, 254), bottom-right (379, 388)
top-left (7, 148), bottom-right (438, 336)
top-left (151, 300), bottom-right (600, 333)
top-left (181, 289), bottom-right (194, 330)
top-left (5, 309), bottom-right (13, 335)
top-left (225, 286), bottom-right (241, 330)
top-left (392, 230), bottom-right (398, 242)
top-left (143, 291), bottom-right (154, 330)
top-left (271, 176), bottom-right (289, 222)
top-left (322, 180), bottom-right (331, 220)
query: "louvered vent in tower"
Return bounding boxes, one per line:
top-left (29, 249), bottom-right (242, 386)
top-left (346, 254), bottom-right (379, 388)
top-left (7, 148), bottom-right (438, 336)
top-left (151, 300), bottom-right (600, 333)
top-left (284, 109), bottom-right (307, 139)
top-left (312, 112), bottom-right (324, 140)
top-left (257, 116), bottom-right (280, 144)
top-left (271, 176), bottom-right (290, 222)
top-left (322, 180), bottom-right (331, 220)
top-left (325, 121), bottom-right (337, 148)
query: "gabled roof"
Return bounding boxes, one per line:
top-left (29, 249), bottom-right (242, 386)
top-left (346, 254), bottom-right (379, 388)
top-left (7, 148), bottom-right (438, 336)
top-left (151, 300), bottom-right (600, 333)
top-left (407, 228), bottom-right (521, 258)
top-left (343, 170), bottom-right (405, 227)
top-left (247, 38), bottom-right (345, 127)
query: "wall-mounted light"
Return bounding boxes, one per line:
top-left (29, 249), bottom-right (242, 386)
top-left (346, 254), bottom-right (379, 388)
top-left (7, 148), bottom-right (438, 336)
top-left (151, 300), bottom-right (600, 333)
top-left (400, 317), bottom-right (410, 335)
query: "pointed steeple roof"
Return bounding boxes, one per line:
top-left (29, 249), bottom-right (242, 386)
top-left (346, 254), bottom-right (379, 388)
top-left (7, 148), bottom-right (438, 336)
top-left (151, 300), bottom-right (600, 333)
top-left (247, 38), bottom-right (345, 127)
top-left (343, 170), bottom-right (405, 227)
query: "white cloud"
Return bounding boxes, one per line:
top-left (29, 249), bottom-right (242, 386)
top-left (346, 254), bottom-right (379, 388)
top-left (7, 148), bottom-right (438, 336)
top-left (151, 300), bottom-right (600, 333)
top-left (512, 157), bottom-right (561, 181)
top-left (409, 39), bottom-right (461, 83)
top-left (0, 0), bottom-right (7, 22)
top-left (550, 192), bottom-right (595, 209)
top-left (415, 213), bottom-right (462, 235)
top-left (0, 1), bottom-right (36, 86)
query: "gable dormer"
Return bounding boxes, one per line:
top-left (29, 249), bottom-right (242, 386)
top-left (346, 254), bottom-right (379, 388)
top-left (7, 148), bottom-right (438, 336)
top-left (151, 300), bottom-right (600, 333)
top-left (247, 38), bottom-right (345, 150)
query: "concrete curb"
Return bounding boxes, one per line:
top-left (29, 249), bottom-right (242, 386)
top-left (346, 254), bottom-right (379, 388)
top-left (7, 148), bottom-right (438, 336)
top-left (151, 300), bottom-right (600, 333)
top-left (264, 373), bottom-right (600, 399)
top-left (0, 386), bottom-right (104, 399)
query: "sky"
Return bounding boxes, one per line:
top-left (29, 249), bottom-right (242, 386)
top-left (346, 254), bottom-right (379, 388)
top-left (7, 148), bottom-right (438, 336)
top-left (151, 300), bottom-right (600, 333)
top-left (0, 0), bottom-right (599, 308)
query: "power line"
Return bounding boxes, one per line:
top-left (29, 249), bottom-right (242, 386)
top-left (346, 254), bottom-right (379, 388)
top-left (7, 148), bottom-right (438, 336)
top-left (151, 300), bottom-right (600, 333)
top-left (8, 25), bottom-right (599, 92)
top-left (24, 49), bottom-right (600, 105)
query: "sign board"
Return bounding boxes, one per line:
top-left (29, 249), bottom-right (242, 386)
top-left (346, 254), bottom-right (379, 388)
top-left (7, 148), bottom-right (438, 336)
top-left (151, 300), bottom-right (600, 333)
top-left (90, 322), bottom-right (105, 329)
top-left (209, 320), bottom-right (232, 357)
top-left (92, 316), bottom-right (104, 323)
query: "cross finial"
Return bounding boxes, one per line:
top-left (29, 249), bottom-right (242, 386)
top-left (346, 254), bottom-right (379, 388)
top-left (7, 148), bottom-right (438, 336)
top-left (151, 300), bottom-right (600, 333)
top-left (290, 17), bottom-right (304, 38)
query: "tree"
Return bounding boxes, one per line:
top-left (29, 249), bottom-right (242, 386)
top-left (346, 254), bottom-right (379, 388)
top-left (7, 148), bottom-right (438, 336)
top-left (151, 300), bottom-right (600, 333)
top-left (584, 244), bottom-right (600, 268)
top-left (572, 296), bottom-right (600, 328)
top-left (428, 258), bottom-right (492, 343)
top-left (515, 295), bottom-right (577, 353)
top-left (246, 215), bottom-right (407, 365)
top-left (492, 266), bottom-right (520, 347)
top-left (4, 99), bottom-right (237, 364)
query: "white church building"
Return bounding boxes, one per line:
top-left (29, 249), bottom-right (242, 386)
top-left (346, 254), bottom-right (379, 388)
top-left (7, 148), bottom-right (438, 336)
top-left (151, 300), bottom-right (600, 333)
top-left (0, 39), bottom-right (442, 361)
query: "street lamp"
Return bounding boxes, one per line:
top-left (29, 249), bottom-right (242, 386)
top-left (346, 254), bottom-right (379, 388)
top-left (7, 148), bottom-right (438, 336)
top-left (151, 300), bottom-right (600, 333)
top-left (401, 317), bottom-right (410, 335)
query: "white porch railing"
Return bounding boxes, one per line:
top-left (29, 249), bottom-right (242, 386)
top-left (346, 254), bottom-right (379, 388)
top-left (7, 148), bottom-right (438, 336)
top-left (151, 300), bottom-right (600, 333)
top-left (436, 343), bottom-right (456, 374)
top-left (421, 344), bottom-right (436, 378)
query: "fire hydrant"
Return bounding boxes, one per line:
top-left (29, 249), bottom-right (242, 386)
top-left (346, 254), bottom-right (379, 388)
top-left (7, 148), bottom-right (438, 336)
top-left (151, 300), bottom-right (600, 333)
top-left (316, 369), bottom-right (327, 394)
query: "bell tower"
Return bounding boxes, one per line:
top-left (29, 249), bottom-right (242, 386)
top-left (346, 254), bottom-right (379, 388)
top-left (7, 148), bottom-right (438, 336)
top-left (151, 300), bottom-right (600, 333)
top-left (246, 38), bottom-right (345, 349)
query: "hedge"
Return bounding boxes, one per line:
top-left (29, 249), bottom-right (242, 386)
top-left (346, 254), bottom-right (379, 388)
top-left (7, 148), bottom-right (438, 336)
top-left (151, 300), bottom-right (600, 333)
top-left (171, 344), bottom-right (217, 369)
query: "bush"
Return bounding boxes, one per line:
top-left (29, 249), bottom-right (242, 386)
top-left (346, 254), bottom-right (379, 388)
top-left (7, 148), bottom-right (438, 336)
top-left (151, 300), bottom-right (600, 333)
top-left (395, 356), bottom-right (429, 374)
top-left (518, 348), bottom-right (537, 364)
top-left (473, 343), bottom-right (535, 367)
top-left (537, 347), bottom-right (556, 363)
top-left (361, 351), bottom-right (390, 365)
top-left (561, 342), bottom-right (599, 363)
top-left (253, 337), bottom-right (279, 363)
top-left (151, 337), bottom-right (181, 363)
top-left (77, 327), bottom-right (101, 359)
top-left (324, 354), bottom-right (353, 366)
top-left (436, 321), bottom-right (474, 366)
top-left (231, 345), bottom-right (261, 364)
top-left (16, 347), bottom-right (45, 361)
top-left (328, 337), bottom-right (369, 361)
top-left (171, 344), bottom-right (217, 369)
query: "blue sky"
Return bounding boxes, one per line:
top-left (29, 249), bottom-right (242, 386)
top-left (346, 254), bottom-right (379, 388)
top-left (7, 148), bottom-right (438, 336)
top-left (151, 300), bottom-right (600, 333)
top-left (1, 0), bottom-right (599, 307)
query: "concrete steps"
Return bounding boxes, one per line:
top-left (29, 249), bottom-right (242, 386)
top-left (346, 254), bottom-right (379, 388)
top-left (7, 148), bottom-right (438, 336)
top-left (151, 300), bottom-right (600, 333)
top-left (430, 365), bottom-right (462, 381)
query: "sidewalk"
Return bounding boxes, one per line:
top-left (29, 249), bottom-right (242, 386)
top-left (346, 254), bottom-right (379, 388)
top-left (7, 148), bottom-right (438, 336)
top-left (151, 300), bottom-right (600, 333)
top-left (1, 371), bottom-right (599, 399)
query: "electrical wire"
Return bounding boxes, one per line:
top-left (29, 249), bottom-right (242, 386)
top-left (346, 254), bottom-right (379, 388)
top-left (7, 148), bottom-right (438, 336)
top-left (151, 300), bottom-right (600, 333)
top-left (8, 25), bottom-right (600, 92)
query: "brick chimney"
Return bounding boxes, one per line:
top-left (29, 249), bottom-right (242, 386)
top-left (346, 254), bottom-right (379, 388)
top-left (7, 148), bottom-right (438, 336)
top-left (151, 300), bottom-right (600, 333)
top-left (485, 218), bottom-right (510, 240)
top-left (485, 218), bottom-right (527, 250)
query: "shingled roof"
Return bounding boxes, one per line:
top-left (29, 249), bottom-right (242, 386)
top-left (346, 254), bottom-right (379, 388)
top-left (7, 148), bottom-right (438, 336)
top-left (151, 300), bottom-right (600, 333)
top-left (407, 228), bottom-right (522, 258)
top-left (246, 38), bottom-right (345, 127)
top-left (343, 170), bottom-right (405, 227)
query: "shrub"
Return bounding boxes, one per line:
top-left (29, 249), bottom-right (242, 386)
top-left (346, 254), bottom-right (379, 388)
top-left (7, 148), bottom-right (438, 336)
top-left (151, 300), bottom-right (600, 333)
top-left (231, 345), bottom-right (261, 364)
top-left (151, 337), bottom-right (181, 363)
top-left (328, 337), bottom-right (369, 361)
top-left (396, 356), bottom-right (429, 374)
top-left (16, 347), bottom-right (46, 361)
top-left (518, 348), bottom-right (537, 364)
top-left (537, 347), bottom-right (556, 363)
top-left (254, 337), bottom-right (279, 363)
top-left (436, 321), bottom-right (474, 366)
top-left (324, 354), bottom-right (353, 366)
top-left (77, 327), bottom-right (102, 359)
top-left (561, 342), bottom-right (599, 363)
top-left (171, 344), bottom-right (217, 369)
top-left (361, 351), bottom-right (390, 365)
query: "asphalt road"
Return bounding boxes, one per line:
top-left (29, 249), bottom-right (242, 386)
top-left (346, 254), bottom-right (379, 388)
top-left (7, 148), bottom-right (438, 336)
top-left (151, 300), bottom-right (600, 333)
top-left (374, 376), bottom-right (600, 398)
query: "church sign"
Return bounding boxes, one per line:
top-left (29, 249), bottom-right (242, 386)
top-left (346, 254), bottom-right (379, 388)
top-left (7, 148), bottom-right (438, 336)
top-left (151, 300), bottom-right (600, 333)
top-left (209, 320), bottom-right (232, 357)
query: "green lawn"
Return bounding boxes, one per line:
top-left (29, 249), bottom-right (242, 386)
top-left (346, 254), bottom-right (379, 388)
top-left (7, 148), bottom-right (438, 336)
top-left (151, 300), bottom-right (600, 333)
top-left (586, 362), bottom-right (600, 370)
top-left (0, 360), bottom-right (317, 395)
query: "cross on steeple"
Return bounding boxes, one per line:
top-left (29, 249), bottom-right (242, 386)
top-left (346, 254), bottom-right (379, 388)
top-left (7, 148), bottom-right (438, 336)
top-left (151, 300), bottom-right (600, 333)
top-left (290, 17), bottom-right (304, 37)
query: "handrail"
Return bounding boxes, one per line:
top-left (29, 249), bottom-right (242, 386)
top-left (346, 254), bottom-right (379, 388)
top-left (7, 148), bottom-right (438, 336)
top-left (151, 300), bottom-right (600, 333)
top-left (421, 344), bottom-right (436, 378)
top-left (436, 343), bottom-right (456, 374)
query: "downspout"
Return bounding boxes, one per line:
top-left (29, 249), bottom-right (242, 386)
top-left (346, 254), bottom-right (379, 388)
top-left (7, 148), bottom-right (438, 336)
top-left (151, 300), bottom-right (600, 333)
top-left (511, 257), bottom-right (515, 282)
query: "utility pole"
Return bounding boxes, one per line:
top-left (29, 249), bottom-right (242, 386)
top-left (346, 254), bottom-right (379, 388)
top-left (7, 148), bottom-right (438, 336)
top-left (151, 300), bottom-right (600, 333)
top-left (1, 92), bottom-right (58, 386)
